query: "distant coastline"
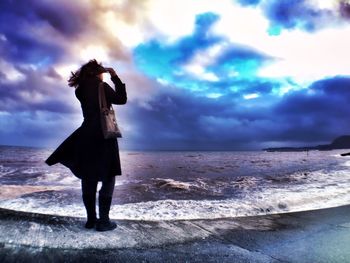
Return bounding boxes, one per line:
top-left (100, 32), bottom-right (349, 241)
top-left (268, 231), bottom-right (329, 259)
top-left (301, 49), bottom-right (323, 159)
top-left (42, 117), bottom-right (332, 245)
top-left (263, 135), bottom-right (350, 152)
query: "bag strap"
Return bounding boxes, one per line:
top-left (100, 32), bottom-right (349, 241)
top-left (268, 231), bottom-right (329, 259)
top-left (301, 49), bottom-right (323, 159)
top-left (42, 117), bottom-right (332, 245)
top-left (98, 82), bottom-right (108, 110)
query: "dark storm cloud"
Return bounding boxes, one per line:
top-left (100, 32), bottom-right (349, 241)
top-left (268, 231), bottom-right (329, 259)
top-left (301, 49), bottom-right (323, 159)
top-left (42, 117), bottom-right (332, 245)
top-left (123, 84), bottom-right (274, 150)
top-left (259, 0), bottom-right (350, 34)
top-left (0, 110), bottom-right (78, 147)
top-left (0, 0), bottom-right (145, 67)
top-left (236, 0), bottom-right (350, 33)
top-left (207, 77), bottom-right (279, 99)
top-left (0, 31), bottom-right (63, 65)
top-left (272, 76), bottom-right (350, 143)
top-left (340, 1), bottom-right (350, 19)
top-left (262, 0), bottom-right (334, 32)
top-left (235, 0), bottom-right (349, 31)
top-left (0, 66), bottom-right (76, 114)
top-left (216, 45), bottom-right (269, 62)
top-left (209, 44), bottom-right (274, 80)
top-left (0, 65), bottom-right (79, 147)
top-left (123, 76), bottom-right (350, 150)
top-left (0, 0), bottom-right (89, 64)
top-left (0, 0), bottom-right (87, 36)
top-left (27, 2), bottom-right (88, 36)
top-left (2, 74), bottom-right (348, 150)
top-left (238, 79), bottom-right (278, 94)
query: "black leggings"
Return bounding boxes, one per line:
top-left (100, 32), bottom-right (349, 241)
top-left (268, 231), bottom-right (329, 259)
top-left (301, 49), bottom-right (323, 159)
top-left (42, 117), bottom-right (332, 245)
top-left (81, 177), bottom-right (116, 197)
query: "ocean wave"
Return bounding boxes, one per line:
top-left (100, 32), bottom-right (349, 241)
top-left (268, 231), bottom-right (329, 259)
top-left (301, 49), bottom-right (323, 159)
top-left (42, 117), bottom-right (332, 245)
top-left (1, 169), bottom-right (350, 221)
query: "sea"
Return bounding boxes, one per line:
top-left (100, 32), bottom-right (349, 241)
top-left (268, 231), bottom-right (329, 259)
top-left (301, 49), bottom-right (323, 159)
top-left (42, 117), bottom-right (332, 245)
top-left (1, 145), bottom-right (350, 221)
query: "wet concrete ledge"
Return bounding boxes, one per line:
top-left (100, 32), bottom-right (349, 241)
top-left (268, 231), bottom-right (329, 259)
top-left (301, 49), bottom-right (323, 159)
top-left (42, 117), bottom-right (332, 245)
top-left (1, 205), bottom-right (350, 263)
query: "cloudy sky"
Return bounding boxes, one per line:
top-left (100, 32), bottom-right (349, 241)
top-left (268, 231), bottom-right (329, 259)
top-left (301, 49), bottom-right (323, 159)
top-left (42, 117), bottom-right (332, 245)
top-left (0, 0), bottom-right (350, 150)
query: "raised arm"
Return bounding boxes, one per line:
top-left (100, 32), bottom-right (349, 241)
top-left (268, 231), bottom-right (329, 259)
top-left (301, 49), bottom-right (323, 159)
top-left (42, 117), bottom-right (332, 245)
top-left (104, 68), bottom-right (127, 105)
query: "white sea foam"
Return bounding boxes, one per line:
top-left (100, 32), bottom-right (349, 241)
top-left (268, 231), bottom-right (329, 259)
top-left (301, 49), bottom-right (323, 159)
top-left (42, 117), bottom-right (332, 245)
top-left (0, 165), bottom-right (16, 176)
top-left (37, 172), bottom-right (81, 187)
top-left (22, 167), bottom-right (41, 174)
top-left (153, 178), bottom-right (192, 190)
top-left (1, 169), bottom-right (350, 221)
top-left (1, 187), bottom-right (349, 221)
top-left (32, 172), bottom-right (133, 187)
top-left (341, 160), bottom-right (350, 167)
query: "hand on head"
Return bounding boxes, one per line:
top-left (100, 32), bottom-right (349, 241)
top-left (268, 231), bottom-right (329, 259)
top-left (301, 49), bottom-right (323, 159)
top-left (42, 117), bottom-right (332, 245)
top-left (104, 67), bottom-right (117, 77)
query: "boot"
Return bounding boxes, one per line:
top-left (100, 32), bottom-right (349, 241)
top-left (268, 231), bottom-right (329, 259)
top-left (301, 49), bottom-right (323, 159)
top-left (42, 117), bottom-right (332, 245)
top-left (82, 194), bottom-right (97, 229)
top-left (96, 195), bottom-right (117, 231)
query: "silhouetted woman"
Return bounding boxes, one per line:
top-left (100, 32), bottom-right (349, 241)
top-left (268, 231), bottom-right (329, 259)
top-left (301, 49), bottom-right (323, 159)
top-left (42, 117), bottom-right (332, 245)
top-left (45, 59), bottom-right (127, 231)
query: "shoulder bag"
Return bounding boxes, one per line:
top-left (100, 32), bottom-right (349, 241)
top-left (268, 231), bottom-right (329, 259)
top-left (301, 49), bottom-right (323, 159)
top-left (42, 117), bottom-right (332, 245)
top-left (98, 82), bottom-right (122, 138)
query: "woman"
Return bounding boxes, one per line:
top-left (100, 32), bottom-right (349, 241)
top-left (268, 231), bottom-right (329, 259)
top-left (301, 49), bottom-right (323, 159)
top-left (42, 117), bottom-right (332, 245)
top-left (45, 59), bottom-right (127, 231)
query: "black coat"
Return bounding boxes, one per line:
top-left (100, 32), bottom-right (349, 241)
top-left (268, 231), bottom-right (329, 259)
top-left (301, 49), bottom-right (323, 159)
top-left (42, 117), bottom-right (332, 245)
top-left (45, 75), bottom-right (127, 182)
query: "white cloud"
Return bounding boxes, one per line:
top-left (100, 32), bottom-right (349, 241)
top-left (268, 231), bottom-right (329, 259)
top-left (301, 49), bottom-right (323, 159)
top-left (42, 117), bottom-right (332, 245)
top-left (207, 93), bottom-right (223, 99)
top-left (182, 42), bottom-right (228, 81)
top-left (310, 0), bottom-right (339, 10)
top-left (146, 0), bottom-right (259, 43)
top-left (211, 3), bottom-right (270, 48)
top-left (257, 26), bottom-right (350, 82)
top-left (202, 72), bottom-right (220, 82)
top-left (156, 78), bottom-right (169, 86)
top-left (243, 93), bottom-right (259, 100)
top-left (80, 45), bottom-right (109, 62)
top-left (99, 10), bottom-right (144, 48)
top-left (144, 0), bottom-right (350, 86)
top-left (0, 34), bottom-right (7, 41)
top-left (0, 59), bottom-right (25, 82)
top-left (55, 63), bottom-right (79, 81)
top-left (183, 63), bottom-right (219, 82)
top-left (146, 0), bottom-right (198, 43)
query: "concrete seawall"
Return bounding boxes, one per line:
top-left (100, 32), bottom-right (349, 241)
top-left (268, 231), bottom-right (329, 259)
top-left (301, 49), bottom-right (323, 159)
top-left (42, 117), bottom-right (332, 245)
top-left (1, 205), bottom-right (350, 262)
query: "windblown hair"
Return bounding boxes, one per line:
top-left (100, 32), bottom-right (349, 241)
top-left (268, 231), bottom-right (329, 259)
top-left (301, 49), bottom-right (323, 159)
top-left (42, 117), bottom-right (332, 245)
top-left (68, 59), bottom-right (106, 88)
